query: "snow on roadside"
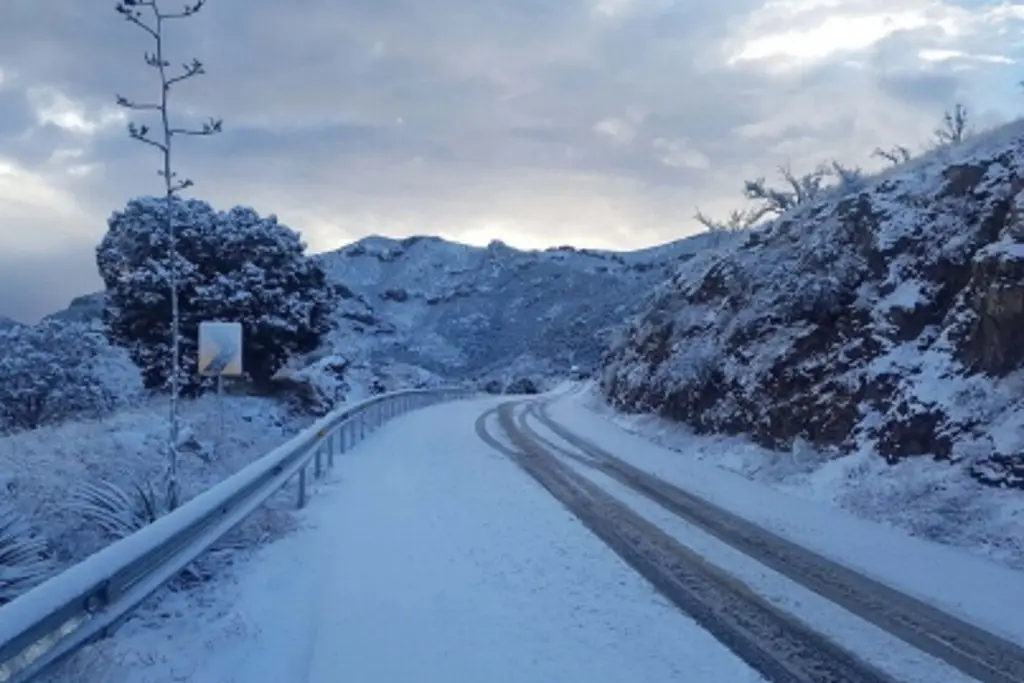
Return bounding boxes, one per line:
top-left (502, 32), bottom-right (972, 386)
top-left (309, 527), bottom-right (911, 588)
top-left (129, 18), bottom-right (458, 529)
top-left (49, 398), bottom-right (767, 683)
top-left (547, 387), bottom-right (1024, 646)
top-left (573, 384), bottom-right (1024, 571)
top-left (38, 479), bottom-right (323, 683)
top-left (0, 393), bottom-right (306, 570)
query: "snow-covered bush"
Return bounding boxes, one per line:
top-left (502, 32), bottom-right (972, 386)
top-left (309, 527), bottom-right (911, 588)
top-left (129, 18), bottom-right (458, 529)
top-left (96, 197), bottom-right (336, 395)
top-left (271, 354), bottom-right (352, 416)
top-left (71, 479), bottom-right (174, 541)
top-left (0, 320), bottom-right (141, 434)
top-left (68, 474), bottom-right (290, 587)
top-left (0, 504), bottom-right (53, 604)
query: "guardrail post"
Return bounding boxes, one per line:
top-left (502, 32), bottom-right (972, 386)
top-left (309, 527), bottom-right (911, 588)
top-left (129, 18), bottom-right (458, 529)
top-left (327, 431), bottom-right (335, 469)
top-left (315, 444), bottom-right (323, 479)
top-left (359, 412), bottom-right (366, 440)
top-left (298, 465), bottom-right (307, 509)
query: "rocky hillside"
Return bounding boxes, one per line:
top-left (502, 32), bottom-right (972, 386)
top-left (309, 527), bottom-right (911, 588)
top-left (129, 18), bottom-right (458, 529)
top-left (601, 120), bottom-right (1024, 489)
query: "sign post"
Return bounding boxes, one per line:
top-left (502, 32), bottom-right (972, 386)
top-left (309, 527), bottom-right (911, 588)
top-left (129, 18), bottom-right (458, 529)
top-left (198, 321), bottom-right (243, 458)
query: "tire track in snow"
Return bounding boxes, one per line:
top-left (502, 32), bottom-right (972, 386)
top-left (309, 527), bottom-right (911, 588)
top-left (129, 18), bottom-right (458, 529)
top-left (475, 402), bottom-right (898, 683)
top-left (522, 400), bottom-right (1024, 683)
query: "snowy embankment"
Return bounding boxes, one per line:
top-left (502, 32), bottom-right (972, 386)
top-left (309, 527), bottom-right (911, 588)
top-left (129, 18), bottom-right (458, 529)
top-left (45, 397), bottom-right (766, 683)
top-left (1, 393), bottom-right (307, 574)
top-left (566, 383), bottom-right (1024, 571)
top-left (545, 385), bottom-right (1024, 648)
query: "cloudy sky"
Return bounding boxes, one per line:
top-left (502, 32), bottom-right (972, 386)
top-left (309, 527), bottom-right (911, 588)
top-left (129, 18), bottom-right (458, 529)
top-left (0, 0), bottom-right (1022, 321)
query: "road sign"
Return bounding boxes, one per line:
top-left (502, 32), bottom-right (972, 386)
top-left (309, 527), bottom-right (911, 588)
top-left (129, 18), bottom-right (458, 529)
top-left (198, 321), bottom-right (243, 377)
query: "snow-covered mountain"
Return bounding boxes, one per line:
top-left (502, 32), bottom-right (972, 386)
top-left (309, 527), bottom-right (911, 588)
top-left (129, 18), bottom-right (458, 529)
top-left (38, 231), bottom-right (715, 408)
top-left (312, 234), bottom-right (715, 389)
top-left (601, 120), bottom-right (1024, 490)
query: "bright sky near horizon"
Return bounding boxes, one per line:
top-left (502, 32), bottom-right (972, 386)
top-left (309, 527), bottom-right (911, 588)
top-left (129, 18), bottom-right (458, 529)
top-left (1, 0), bottom-right (1022, 321)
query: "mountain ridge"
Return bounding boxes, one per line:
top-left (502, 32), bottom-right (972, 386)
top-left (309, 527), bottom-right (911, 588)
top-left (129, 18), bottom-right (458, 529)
top-left (39, 230), bottom-right (719, 402)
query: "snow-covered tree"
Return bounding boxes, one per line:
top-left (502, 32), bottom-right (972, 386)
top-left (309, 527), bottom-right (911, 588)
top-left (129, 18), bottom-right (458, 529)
top-left (0, 320), bottom-right (140, 433)
top-left (97, 197), bottom-right (336, 395)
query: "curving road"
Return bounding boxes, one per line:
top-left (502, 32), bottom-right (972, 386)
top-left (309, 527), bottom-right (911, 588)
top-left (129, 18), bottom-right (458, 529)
top-left (475, 398), bottom-right (1024, 683)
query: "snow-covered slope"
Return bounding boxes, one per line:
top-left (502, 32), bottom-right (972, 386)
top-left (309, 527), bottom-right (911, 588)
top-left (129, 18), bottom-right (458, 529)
top-left (315, 233), bottom-right (714, 388)
top-left (0, 391), bottom-right (306, 605)
top-left (601, 119), bottom-right (1024, 489)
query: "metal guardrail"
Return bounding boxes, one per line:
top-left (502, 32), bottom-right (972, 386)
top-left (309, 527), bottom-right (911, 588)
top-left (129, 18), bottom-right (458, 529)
top-left (0, 386), bottom-right (473, 683)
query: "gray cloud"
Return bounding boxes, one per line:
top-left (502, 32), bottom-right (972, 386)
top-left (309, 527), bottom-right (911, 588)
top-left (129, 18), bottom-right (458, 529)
top-left (1, 0), bottom-right (1022, 321)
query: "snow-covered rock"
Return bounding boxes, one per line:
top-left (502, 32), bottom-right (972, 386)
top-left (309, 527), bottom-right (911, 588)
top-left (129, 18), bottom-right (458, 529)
top-left (601, 119), bottom-right (1024, 489)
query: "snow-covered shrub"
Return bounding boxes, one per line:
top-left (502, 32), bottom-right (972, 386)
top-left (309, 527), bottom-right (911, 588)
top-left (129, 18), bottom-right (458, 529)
top-left (0, 320), bottom-right (141, 434)
top-left (68, 475), bottom-right (290, 588)
top-left (71, 479), bottom-right (174, 541)
top-left (0, 504), bottom-right (54, 604)
top-left (96, 197), bottom-right (336, 395)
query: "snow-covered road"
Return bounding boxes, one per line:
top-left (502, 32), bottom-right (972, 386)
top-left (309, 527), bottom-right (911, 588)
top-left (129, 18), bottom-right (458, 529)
top-left (50, 390), bottom-right (1024, 683)
top-left (58, 396), bottom-right (763, 682)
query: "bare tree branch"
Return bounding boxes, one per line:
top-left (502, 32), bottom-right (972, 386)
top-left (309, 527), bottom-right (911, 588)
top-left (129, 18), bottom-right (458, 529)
top-left (160, 0), bottom-right (207, 19)
top-left (169, 178), bottom-right (195, 194)
top-left (694, 206), bottom-right (768, 233)
top-left (144, 52), bottom-right (169, 69)
top-left (115, 1), bottom-right (158, 37)
top-left (169, 118), bottom-right (223, 136)
top-left (166, 59), bottom-right (205, 87)
top-left (127, 122), bottom-right (168, 152)
top-left (935, 103), bottom-right (969, 146)
top-left (115, 94), bottom-right (161, 110)
top-left (872, 145), bottom-right (912, 166)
